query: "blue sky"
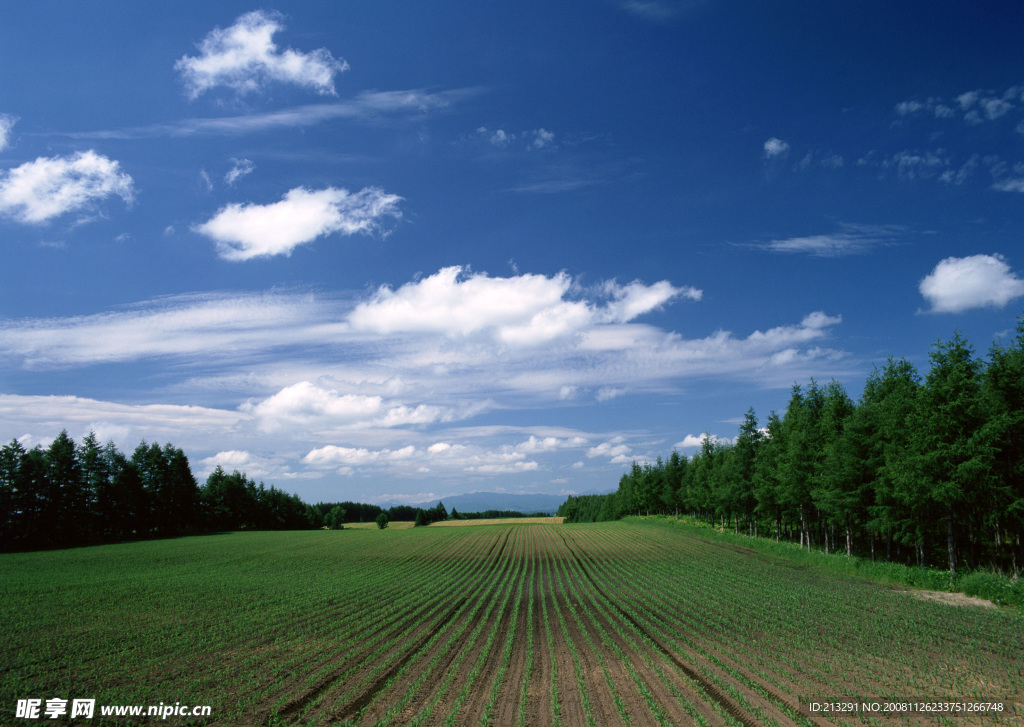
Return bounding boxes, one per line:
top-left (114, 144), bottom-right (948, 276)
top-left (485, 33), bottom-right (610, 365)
top-left (2, 1), bottom-right (1024, 504)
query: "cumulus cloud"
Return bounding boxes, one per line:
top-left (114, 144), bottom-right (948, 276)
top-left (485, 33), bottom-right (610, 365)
top-left (674, 432), bottom-right (732, 450)
top-left (0, 114), bottom-right (16, 151)
top-left (303, 440), bottom-right (539, 475)
top-left (348, 266), bottom-right (696, 346)
top-left (919, 254), bottom-right (1024, 313)
top-left (0, 150), bottom-right (134, 224)
top-left (225, 158), bottom-right (255, 186)
top-left (243, 380), bottom-right (472, 432)
top-left (587, 437), bottom-right (633, 464)
top-left (198, 450), bottom-right (284, 478)
top-left (194, 186), bottom-right (402, 260)
top-left (175, 10), bottom-right (348, 99)
top-left (763, 137), bottom-right (789, 158)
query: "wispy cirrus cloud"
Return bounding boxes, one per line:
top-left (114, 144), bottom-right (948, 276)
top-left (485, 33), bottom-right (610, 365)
top-left (620, 1), bottom-right (701, 22)
top-left (175, 10), bottom-right (348, 99)
top-left (0, 114), bottom-right (16, 151)
top-left (746, 223), bottom-right (900, 257)
top-left (0, 291), bottom-right (328, 367)
top-left (194, 186), bottom-right (402, 261)
top-left (61, 89), bottom-right (475, 140)
top-left (0, 150), bottom-right (134, 224)
top-left (224, 158), bottom-right (255, 186)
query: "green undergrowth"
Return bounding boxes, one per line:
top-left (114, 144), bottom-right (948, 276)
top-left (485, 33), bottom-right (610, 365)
top-left (628, 515), bottom-right (1024, 609)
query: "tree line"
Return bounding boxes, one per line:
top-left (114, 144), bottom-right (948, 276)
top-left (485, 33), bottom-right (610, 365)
top-left (0, 433), bottom-right (551, 551)
top-left (560, 319), bottom-right (1024, 577)
top-left (0, 431), bottom-right (316, 550)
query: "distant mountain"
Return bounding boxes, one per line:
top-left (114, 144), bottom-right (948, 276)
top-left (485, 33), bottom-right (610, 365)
top-left (379, 492), bottom-right (575, 516)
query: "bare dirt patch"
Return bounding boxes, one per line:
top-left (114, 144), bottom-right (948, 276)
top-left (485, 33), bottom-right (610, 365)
top-left (907, 589), bottom-right (997, 608)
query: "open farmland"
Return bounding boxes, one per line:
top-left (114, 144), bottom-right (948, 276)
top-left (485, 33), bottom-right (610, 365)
top-left (1, 521), bottom-right (1021, 726)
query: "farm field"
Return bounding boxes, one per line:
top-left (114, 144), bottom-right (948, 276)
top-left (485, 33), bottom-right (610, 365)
top-left (1, 521), bottom-right (1021, 726)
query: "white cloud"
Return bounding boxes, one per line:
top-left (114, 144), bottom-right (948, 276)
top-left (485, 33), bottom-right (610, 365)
top-left (981, 97), bottom-right (1014, 120)
top-left (243, 381), bottom-right (471, 433)
top-left (919, 254), bottom-right (1024, 313)
top-left (895, 100), bottom-right (925, 116)
top-left (195, 186), bottom-right (402, 260)
top-left (1, 268), bottom-right (847, 448)
top-left (886, 150), bottom-right (950, 180)
top-left (175, 10), bottom-right (348, 99)
top-left (0, 273), bottom-right (844, 404)
top-left (796, 151), bottom-right (843, 170)
top-left (514, 435), bottom-right (588, 453)
top-left (674, 432), bottom-right (733, 449)
top-left (755, 224), bottom-right (898, 257)
top-left (896, 86), bottom-right (1021, 127)
top-left (0, 291), bottom-right (329, 367)
top-left (596, 387), bottom-right (625, 402)
top-left (348, 266), bottom-right (695, 346)
top-left (70, 91), bottom-right (474, 140)
top-left (199, 450), bottom-right (282, 478)
top-left (225, 158), bottom-right (255, 186)
top-left (0, 150), bottom-right (134, 224)
top-left (763, 137), bottom-right (789, 158)
top-left (303, 440), bottom-right (539, 475)
top-left (993, 178), bottom-right (1024, 193)
top-left (587, 437), bottom-right (633, 464)
top-left (0, 393), bottom-right (245, 454)
top-left (0, 114), bottom-right (16, 151)
top-left (532, 128), bottom-right (555, 149)
top-left (601, 279), bottom-right (700, 321)
top-left (490, 129), bottom-right (513, 147)
top-left (956, 90), bottom-right (981, 110)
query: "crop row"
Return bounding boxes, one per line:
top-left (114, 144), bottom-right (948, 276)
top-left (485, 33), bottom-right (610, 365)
top-left (2, 522), bottom-right (1021, 725)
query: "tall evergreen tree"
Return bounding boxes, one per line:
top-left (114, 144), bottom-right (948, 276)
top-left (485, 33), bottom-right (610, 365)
top-left (903, 334), bottom-right (995, 574)
top-left (985, 315), bottom-right (1024, 575)
top-left (46, 430), bottom-right (82, 546)
top-left (752, 411), bottom-right (784, 541)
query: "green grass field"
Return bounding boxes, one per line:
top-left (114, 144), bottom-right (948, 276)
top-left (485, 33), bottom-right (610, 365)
top-left (1, 521), bottom-right (1021, 725)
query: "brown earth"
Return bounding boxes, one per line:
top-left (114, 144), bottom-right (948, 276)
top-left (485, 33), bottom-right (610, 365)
top-left (907, 589), bottom-right (997, 608)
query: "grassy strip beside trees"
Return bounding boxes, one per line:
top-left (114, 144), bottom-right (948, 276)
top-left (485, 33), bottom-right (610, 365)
top-left (561, 318), bottom-right (1024, 579)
